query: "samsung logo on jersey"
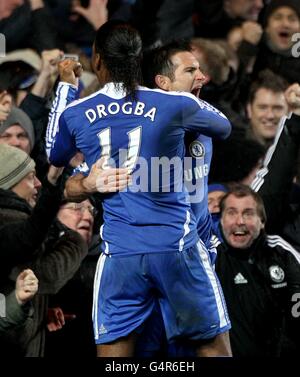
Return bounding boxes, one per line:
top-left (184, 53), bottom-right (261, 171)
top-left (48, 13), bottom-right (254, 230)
top-left (85, 101), bottom-right (157, 123)
top-left (184, 164), bottom-right (209, 181)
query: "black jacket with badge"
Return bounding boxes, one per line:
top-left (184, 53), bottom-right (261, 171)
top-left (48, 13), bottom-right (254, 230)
top-left (216, 231), bottom-right (300, 357)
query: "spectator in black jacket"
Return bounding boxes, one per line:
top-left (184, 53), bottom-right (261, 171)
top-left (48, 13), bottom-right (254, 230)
top-left (216, 184), bottom-right (300, 356)
top-left (246, 69), bottom-right (288, 148)
top-left (238, 0), bottom-right (300, 84)
top-left (45, 198), bottom-right (98, 357)
top-left (251, 83), bottom-right (300, 250)
top-left (0, 143), bottom-right (88, 356)
top-left (0, 144), bottom-right (64, 277)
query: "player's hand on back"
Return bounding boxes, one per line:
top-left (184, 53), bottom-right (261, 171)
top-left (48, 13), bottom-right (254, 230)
top-left (83, 157), bottom-right (131, 193)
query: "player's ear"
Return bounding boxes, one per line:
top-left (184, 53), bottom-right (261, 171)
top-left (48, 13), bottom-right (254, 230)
top-left (155, 75), bottom-right (171, 91)
top-left (95, 53), bottom-right (101, 71)
top-left (92, 43), bottom-right (102, 72)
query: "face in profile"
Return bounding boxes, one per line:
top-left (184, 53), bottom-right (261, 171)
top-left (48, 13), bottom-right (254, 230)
top-left (221, 193), bottom-right (264, 249)
top-left (11, 170), bottom-right (41, 208)
top-left (162, 51), bottom-right (206, 96)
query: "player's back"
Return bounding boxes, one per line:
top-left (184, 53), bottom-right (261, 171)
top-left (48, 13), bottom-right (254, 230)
top-left (52, 83), bottom-right (231, 255)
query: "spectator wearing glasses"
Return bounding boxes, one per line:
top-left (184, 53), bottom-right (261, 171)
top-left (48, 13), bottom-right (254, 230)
top-left (215, 184), bottom-right (300, 356)
top-left (46, 197), bottom-right (99, 357)
top-left (57, 199), bottom-right (96, 244)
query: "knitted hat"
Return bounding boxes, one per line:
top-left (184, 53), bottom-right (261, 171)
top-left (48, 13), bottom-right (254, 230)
top-left (0, 144), bottom-right (35, 189)
top-left (263, 0), bottom-right (300, 26)
top-left (0, 107), bottom-right (35, 151)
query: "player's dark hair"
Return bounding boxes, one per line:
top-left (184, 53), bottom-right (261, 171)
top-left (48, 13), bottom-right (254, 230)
top-left (94, 20), bottom-right (142, 98)
top-left (143, 40), bottom-right (192, 88)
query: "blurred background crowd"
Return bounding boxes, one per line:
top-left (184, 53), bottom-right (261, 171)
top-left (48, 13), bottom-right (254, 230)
top-left (1, 0), bottom-right (300, 358)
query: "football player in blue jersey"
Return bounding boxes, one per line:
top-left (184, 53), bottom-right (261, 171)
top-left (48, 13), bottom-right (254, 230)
top-left (136, 40), bottom-right (227, 357)
top-left (49, 20), bottom-right (232, 357)
top-left (143, 40), bottom-right (221, 261)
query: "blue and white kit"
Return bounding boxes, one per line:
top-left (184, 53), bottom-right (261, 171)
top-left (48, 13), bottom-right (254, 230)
top-left (48, 82), bottom-right (231, 343)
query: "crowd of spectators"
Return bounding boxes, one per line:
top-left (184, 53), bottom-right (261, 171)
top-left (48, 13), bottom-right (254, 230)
top-left (1, 0), bottom-right (300, 357)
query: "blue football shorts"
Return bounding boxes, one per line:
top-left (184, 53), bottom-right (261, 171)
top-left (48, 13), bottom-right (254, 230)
top-left (93, 240), bottom-right (230, 344)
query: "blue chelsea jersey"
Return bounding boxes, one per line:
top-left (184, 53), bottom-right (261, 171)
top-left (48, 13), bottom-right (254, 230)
top-left (50, 83), bottom-right (231, 255)
top-left (184, 133), bottom-right (213, 248)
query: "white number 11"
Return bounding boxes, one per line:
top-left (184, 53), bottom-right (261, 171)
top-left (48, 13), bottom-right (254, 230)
top-left (97, 126), bottom-right (142, 172)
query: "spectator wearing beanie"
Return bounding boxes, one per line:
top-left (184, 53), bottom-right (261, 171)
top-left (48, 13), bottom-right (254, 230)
top-left (0, 143), bottom-right (40, 207)
top-left (0, 106), bottom-right (35, 154)
top-left (0, 144), bottom-right (87, 357)
top-left (262, 0), bottom-right (300, 31)
top-left (0, 144), bottom-right (64, 277)
top-left (252, 0), bottom-right (300, 84)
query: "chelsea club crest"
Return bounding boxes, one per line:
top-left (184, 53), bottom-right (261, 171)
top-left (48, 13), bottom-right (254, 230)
top-left (269, 265), bottom-right (285, 283)
top-left (189, 141), bottom-right (205, 159)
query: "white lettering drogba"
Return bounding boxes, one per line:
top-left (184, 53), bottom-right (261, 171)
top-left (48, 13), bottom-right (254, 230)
top-left (85, 101), bottom-right (157, 123)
